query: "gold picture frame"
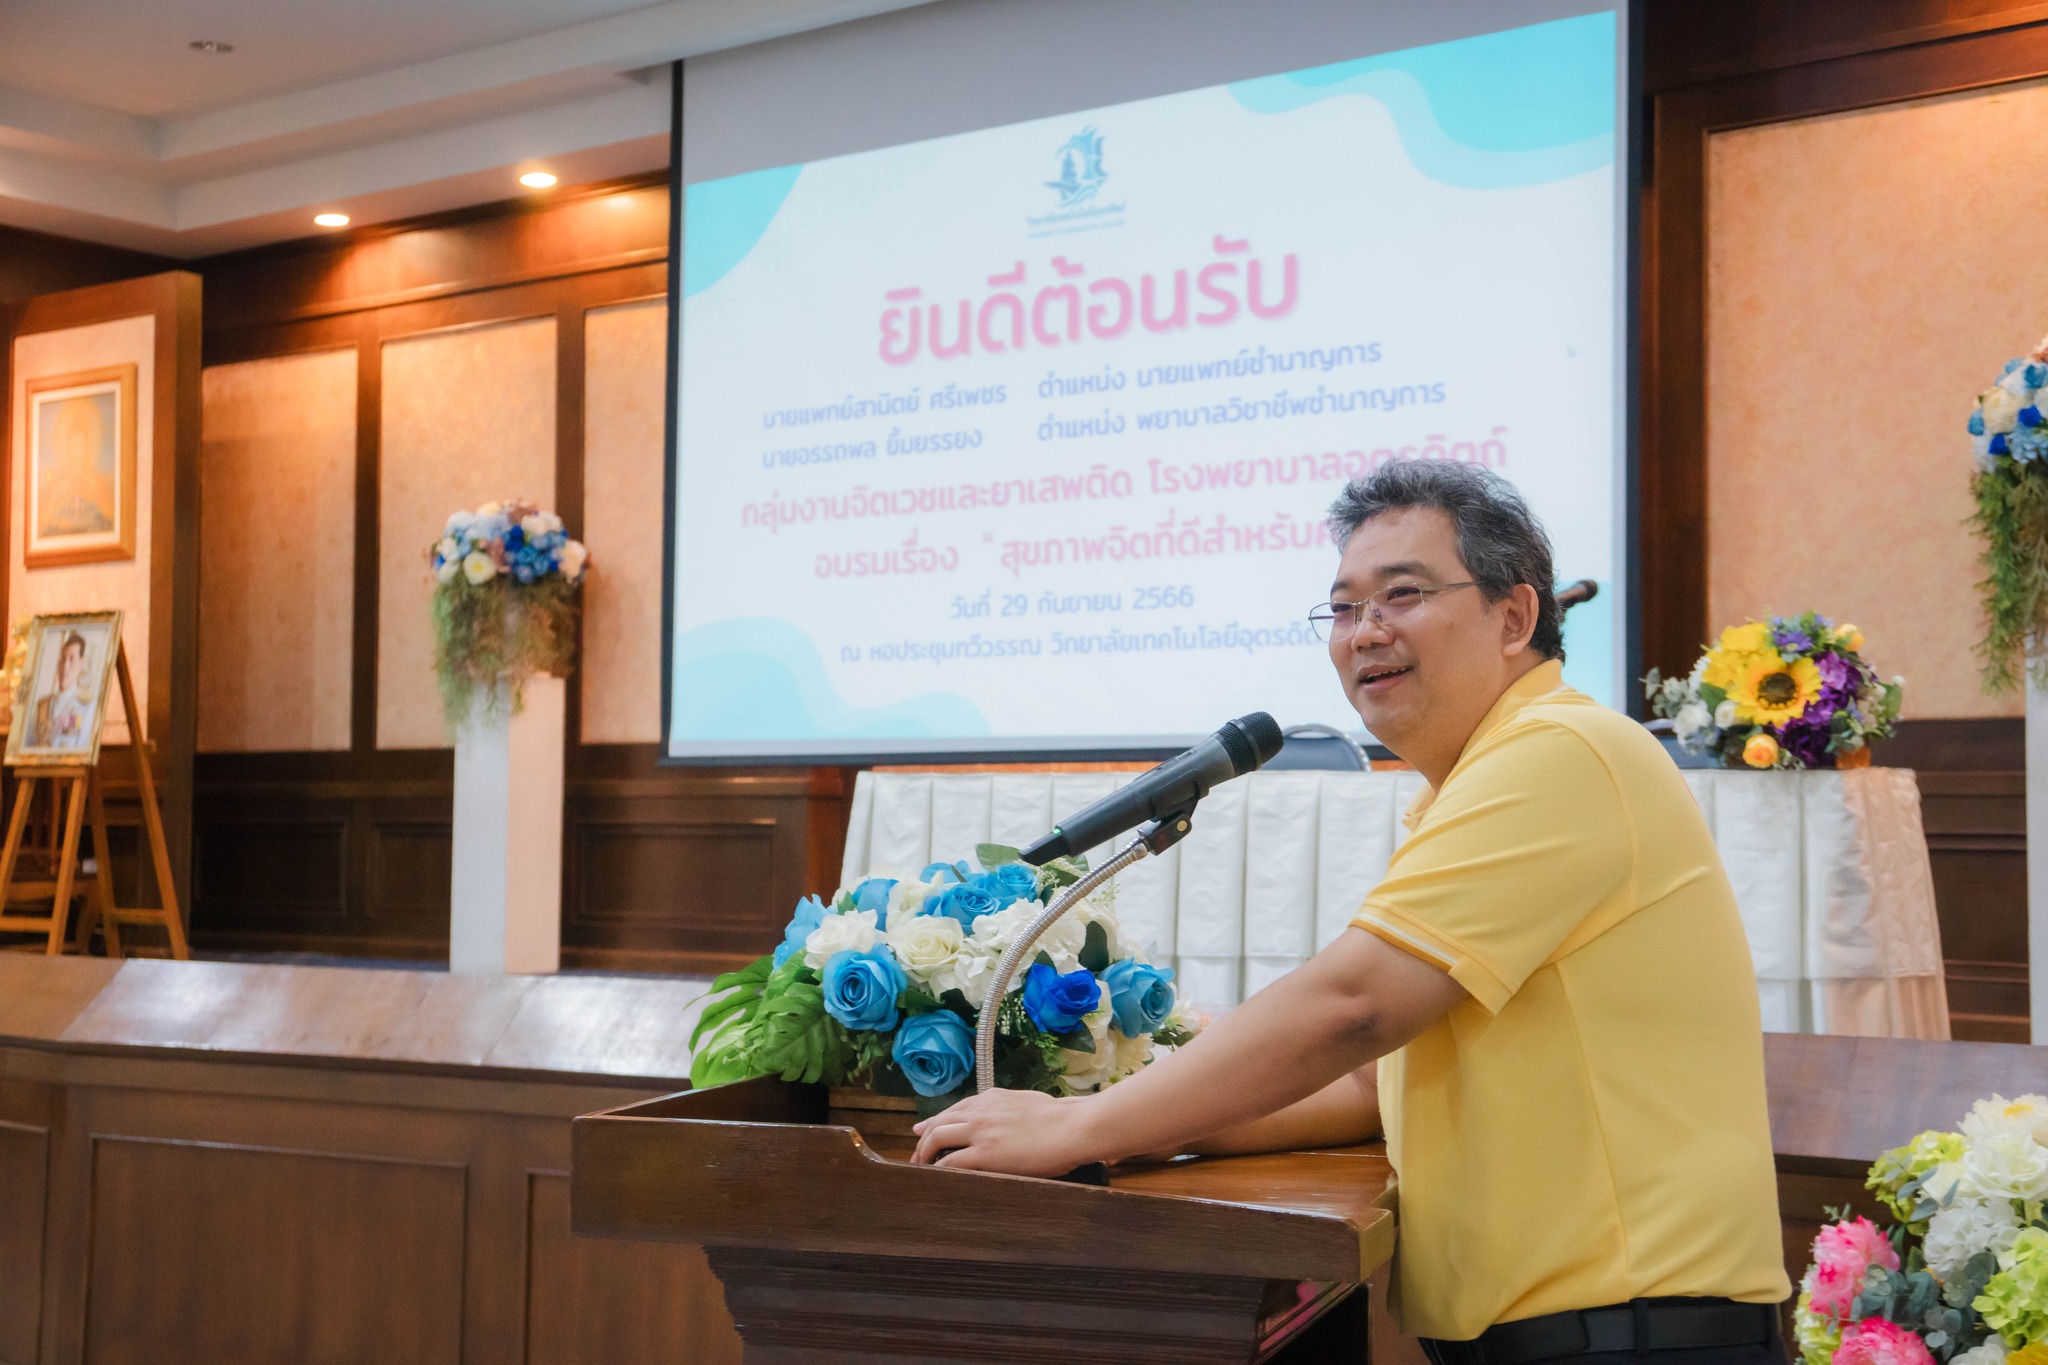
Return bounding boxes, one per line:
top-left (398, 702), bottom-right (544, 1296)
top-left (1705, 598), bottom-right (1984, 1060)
top-left (24, 364), bottom-right (138, 568)
top-left (5, 611), bottom-right (123, 768)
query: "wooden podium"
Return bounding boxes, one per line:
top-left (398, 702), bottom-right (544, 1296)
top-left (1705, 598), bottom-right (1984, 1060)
top-left (572, 1078), bottom-right (1395, 1364)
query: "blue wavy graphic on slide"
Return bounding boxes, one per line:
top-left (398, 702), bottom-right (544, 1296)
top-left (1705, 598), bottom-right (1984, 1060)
top-left (683, 165), bottom-right (802, 296)
top-left (673, 618), bottom-right (992, 739)
top-left (1228, 13), bottom-right (1615, 189)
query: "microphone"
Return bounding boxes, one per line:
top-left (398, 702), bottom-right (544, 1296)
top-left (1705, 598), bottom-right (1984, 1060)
top-left (1019, 712), bottom-right (1285, 865)
top-left (1557, 578), bottom-right (1599, 611)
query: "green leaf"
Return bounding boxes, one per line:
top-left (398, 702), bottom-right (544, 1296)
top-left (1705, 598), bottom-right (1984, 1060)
top-left (1056, 1028), bottom-right (1095, 1055)
top-left (1700, 682), bottom-right (1727, 710)
top-left (1033, 948), bottom-right (1055, 970)
top-left (1079, 919), bottom-right (1111, 974)
top-left (976, 842), bottom-right (1022, 869)
top-left (899, 984), bottom-right (941, 1015)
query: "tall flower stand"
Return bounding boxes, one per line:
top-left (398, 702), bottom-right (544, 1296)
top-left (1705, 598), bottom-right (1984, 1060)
top-left (449, 675), bottom-right (565, 975)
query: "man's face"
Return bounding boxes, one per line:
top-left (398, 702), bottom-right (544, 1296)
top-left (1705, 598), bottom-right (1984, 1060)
top-left (56, 642), bottom-right (82, 691)
top-left (1327, 506), bottom-right (1530, 760)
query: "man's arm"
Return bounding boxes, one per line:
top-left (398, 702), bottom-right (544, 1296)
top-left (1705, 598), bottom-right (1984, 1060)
top-left (1177, 1062), bottom-right (1381, 1158)
top-left (909, 926), bottom-right (1463, 1175)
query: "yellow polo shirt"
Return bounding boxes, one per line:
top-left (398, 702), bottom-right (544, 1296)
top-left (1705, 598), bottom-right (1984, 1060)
top-left (1353, 661), bottom-right (1788, 1341)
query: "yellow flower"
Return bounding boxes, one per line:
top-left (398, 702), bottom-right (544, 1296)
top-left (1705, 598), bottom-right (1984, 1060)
top-left (1742, 732), bottom-right (1781, 768)
top-left (461, 551), bottom-right (497, 586)
top-left (2009, 1343), bottom-right (2048, 1365)
top-left (1702, 621), bottom-right (1772, 689)
top-left (1834, 623), bottom-right (1865, 652)
top-left (1731, 652), bottom-right (1822, 727)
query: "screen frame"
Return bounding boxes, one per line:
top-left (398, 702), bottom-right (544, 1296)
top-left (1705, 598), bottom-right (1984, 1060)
top-left (657, 6), bottom-right (1644, 764)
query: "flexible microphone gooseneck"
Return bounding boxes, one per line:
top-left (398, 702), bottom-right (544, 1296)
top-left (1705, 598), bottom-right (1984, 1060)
top-left (1018, 712), bottom-right (1286, 865)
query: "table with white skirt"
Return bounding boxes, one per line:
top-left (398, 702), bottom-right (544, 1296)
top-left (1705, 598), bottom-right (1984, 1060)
top-left (838, 765), bottom-right (1950, 1039)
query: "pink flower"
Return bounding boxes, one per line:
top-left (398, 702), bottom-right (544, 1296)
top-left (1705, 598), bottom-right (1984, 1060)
top-left (1806, 1219), bottom-right (1900, 1316)
top-left (1833, 1318), bottom-right (1935, 1365)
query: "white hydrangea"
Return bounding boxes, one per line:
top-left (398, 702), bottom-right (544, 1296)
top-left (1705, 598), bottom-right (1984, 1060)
top-left (1672, 699), bottom-right (1714, 745)
top-left (1057, 980), bottom-right (1116, 1094)
top-left (1953, 1337), bottom-right (2010, 1365)
top-left (1959, 1132), bottom-right (2048, 1204)
top-left (1961, 1094), bottom-right (2048, 1145)
top-left (1922, 1199), bottom-right (2021, 1283)
top-left (801, 908), bottom-right (881, 970)
top-left (1104, 1028), bottom-right (1155, 1085)
top-left (969, 901), bottom-right (1085, 975)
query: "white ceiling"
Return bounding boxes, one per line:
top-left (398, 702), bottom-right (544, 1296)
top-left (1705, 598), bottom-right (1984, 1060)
top-left (0, 0), bottom-right (938, 258)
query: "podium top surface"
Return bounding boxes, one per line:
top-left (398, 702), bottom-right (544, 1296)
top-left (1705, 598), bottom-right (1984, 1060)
top-left (570, 1078), bottom-right (1395, 1284)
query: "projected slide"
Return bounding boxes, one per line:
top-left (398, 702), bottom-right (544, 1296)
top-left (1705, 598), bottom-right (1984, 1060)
top-left (671, 13), bottom-right (1618, 757)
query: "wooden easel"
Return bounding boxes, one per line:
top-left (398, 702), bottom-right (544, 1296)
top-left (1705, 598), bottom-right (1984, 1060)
top-left (0, 641), bottom-right (186, 958)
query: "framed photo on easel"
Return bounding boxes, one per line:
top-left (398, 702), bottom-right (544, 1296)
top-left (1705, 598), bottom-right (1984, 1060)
top-left (6, 610), bottom-right (121, 767)
top-left (23, 364), bottom-right (137, 568)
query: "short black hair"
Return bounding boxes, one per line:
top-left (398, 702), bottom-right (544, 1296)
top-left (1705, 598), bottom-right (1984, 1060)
top-left (1326, 461), bottom-right (1565, 661)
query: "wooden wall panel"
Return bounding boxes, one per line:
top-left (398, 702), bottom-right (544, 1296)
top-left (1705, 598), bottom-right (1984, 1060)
top-left (579, 297), bottom-right (667, 744)
top-left (376, 315), bottom-right (557, 749)
top-left (524, 1173), bottom-right (742, 1365)
top-left (198, 349), bottom-right (357, 752)
top-left (0, 1120), bottom-right (48, 1365)
top-left (82, 1136), bottom-right (467, 1364)
top-left (1705, 80), bottom-right (2048, 719)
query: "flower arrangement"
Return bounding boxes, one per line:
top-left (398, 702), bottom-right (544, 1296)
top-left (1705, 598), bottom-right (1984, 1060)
top-left (1643, 613), bottom-right (1903, 770)
top-left (688, 843), bottom-right (1197, 1109)
top-left (428, 500), bottom-right (588, 728)
top-left (1969, 339), bottom-right (2048, 691)
top-left (1793, 1093), bottom-right (2048, 1365)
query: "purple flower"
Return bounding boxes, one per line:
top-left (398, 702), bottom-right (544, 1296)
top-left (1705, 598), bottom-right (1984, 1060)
top-left (1771, 622), bottom-right (1814, 654)
top-left (1776, 716), bottom-right (1834, 768)
top-left (1815, 652), bottom-right (1856, 700)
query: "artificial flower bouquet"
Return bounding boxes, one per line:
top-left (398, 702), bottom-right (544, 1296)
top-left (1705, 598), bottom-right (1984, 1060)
top-left (1969, 339), bottom-right (2048, 691)
top-left (1794, 1093), bottom-right (2048, 1365)
top-left (688, 844), bottom-right (1196, 1110)
top-left (428, 499), bottom-right (589, 727)
top-left (1643, 613), bottom-right (1903, 770)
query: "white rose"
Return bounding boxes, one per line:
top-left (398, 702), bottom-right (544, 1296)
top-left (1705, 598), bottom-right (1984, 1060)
top-left (1714, 699), bottom-right (1739, 728)
top-left (885, 878), bottom-right (939, 929)
top-left (969, 901), bottom-right (1083, 974)
top-left (558, 541), bottom-right (588, 580)
top-left (462, 551), bottom-right (497, 585)
top-left (1954, 1338), bottom-right (2010, 1365)
top-left (1960, 1132), bottom-right (2048, 1203)
top-left (1922, 1199), bottom-right (2021, 1283)
top-left (2001, 368), bottom-right (2035, 398)
top-left (801, 908), bottom-right (881, 970)
top-left (884, 914), bottom-right (963, 985)
top-left (520, 513), bottom-right (551, 540)
top-left (1983, 388), bottom-right (2024, 434)
top-left (434, 556), bottom-right (460, 585)
top-left (1962, 1094), bottom-right (2048, 1144)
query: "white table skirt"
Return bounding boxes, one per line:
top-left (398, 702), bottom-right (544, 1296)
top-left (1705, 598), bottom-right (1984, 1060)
top-left (838, 766), bottom-right (1950, 1040)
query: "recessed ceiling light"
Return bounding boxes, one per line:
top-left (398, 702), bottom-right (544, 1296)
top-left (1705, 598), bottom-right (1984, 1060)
top-left (519, 171), bottom-right (558, 189)
top-left (313, 212), bottom-right (350, 228)
top-left (189, 40), bottom-right (234, 53)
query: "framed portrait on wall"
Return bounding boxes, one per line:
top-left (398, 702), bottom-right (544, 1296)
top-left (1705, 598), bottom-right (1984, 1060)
top-left (6, 611), bottom-right (122, 767)
top-left (23, 365), bottom-right (137, 568)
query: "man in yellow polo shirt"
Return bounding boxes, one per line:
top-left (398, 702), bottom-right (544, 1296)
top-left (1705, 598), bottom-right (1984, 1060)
top-left (912, 461), bottom-right (1790, 1363)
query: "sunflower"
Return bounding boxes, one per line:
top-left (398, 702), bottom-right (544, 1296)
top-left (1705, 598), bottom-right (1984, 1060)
top-left (1700, 622), bottom-right (1773, 689)
top-left (1729, 652), bottom-right (1822, 726)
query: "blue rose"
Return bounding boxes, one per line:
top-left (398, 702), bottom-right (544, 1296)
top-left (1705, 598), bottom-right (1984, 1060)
top-left (1992, 432), bottom-right (2012, 457)
top-left (851, 877), bottom-right (897, 915)
top-left (1969, 409), bottom-right (1987, 436)
top-left (892, 1009), bottom-right (974, 1097)
top-left (927, 881), bottom-right (1000, 929)
top-left (920, 860), bottom-right (968, 885)
top-left (505, 525), bottom-right (526, 551)
top-left (1103, 958), bottom-right (1177, 1036)
top-left (1022, 962), bottom-right (1101, 1034)
top-left (989, 862), bottom-right (1040, 904)
top-left (822, 947), bottom-right (906, 1032)
top-left (773, 895), bottom-right (829, 968)
top-left (2023, 406), bottom-right (2043, 430)
top-left (2027, 362), bottom-right (2047, 388)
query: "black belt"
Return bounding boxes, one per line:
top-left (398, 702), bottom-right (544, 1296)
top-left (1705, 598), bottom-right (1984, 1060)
top-left (1422, 1297), bottom-right (1781, 1365)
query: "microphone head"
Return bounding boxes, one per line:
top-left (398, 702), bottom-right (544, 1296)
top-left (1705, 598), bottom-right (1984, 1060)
top-left (1220, 712), bottom-right (1285, 776)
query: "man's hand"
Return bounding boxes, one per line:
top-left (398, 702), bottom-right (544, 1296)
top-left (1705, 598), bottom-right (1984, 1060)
top-left (905, 926), bottom-right (1464, 1176)
top-left (909, 1088), bottom-right (1097, 1175)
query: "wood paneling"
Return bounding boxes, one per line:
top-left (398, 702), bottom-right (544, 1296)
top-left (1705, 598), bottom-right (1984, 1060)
top-left (83, 1135), bottom-right (467, 1364)
top-left (0, 1120), bottom-right (49, 1365)
top-left (192, 819), bottom-right (348, 921)
top-left (524, 1173), bottom-right (741, 1365)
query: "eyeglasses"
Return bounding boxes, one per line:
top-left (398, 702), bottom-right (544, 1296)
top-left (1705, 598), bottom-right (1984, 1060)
top-left (1308, 582), bottom-right (1478, 642)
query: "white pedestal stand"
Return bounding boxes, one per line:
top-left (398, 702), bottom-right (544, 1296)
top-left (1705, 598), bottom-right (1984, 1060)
top-left (450, 675), bottom-right (565, 975)
top-left (2030, 676), bottom-right (2048, 1040)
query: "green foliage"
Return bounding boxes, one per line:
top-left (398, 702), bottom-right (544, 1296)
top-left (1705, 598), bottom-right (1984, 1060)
top-left (739, 958), bottom-right (850, 1085)
top-left (1036, 852), bottom-right (1090, 895)
top-left (1971, 462), bottom-right (2048, 691)
top-left (431, 576), bottom-right (579, 731)
top-left (687, 955), bottom-right (772, 1089)
top-left (992, 989), bottom-right (1067, 1094)
top-left (976, 842), bottom-right (1022, 868)
top-left (1079, 920), bottom-right (1111, 974)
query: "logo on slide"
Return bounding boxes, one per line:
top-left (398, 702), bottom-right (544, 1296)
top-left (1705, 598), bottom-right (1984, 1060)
top-left (1044, 127), bottom-right (1107, 207)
